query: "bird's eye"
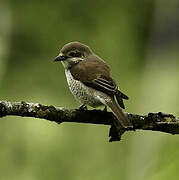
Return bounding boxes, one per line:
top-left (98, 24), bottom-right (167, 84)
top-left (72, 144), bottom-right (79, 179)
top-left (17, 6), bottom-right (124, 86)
top-left (69, 52), bottom-right (81, 57)
top-left (69, 52), bottom-right (76, 57)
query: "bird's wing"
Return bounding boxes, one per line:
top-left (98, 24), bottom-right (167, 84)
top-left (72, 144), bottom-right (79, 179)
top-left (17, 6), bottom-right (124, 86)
top-left (70, 55), bottom-right (118, 96)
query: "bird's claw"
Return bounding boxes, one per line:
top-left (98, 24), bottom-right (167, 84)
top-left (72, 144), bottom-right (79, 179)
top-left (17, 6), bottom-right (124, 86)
top-left (103, 106), bottom-right (107, 112)
top-left (79, 104), bottom-right (87, 110)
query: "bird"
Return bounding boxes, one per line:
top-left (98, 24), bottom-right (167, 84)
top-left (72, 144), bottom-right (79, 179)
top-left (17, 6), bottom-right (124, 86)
top-left (54, 41), bottom-right (133, 133)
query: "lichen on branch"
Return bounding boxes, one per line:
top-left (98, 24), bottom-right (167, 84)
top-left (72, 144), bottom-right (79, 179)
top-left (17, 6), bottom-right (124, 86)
top-left (0, 100), bottom-right (179, 142)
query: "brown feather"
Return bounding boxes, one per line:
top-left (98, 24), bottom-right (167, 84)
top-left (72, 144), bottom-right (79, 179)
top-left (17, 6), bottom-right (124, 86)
top-left (60, 42), bottom-right (132, 129)
top-left (70, 55), bottom-right (117, 95)
top-left (70, 54), bottom-right (128, 109)
top-left (106, 98), bottom-right (133, 128)
top-left (115, 90), bottom-right (129, 109)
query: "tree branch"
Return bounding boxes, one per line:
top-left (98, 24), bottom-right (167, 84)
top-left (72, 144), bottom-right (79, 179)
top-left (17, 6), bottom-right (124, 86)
top-left (0, 100), bottom-right (178, 141)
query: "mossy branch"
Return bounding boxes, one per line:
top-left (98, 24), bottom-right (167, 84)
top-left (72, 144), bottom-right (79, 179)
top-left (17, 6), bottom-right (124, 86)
top-left (0, 100), bottom-right (179, 142)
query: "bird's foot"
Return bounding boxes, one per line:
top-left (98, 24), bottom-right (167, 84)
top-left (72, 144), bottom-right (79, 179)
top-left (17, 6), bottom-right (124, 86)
top-left (103, 106), bottom-right (107, 112)
top-left (79, 104), bottom-right (87, 110)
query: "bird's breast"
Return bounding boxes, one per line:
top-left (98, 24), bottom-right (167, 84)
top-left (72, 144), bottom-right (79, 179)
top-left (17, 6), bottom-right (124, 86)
top-left (65, 69), bottom-right (106, 107)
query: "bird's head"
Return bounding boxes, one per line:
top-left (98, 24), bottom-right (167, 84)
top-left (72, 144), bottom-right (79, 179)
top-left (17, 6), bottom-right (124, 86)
top-left (54, 41), bottom-right (93, 69)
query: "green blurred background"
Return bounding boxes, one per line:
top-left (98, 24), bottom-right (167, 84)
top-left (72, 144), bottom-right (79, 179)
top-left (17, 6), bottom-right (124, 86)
top-left (0, 0), bottom-right (179, 179)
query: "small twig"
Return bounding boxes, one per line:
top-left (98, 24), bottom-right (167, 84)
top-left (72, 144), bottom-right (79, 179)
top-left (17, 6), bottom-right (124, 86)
top-left (0, 100), bottom-right (178, 141)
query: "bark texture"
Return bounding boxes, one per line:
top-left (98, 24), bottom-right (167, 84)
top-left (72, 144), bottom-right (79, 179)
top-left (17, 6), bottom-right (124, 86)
top-left (0, 101), bottom-right (178, 141)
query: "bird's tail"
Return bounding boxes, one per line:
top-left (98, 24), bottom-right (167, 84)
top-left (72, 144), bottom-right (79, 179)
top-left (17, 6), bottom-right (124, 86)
top-left (115, 90), bottom-right (129, 109)
top-left (106, 98), bottom-right (133, 129)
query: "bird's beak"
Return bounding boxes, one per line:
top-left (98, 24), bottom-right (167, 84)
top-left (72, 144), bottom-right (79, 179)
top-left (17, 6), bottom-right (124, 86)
top-left (54, 55), bottom-right (67, 62)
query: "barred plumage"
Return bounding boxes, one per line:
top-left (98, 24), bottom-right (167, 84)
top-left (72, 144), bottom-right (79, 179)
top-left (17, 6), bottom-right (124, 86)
top-left (65, 69), bottom-right (108, 107)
